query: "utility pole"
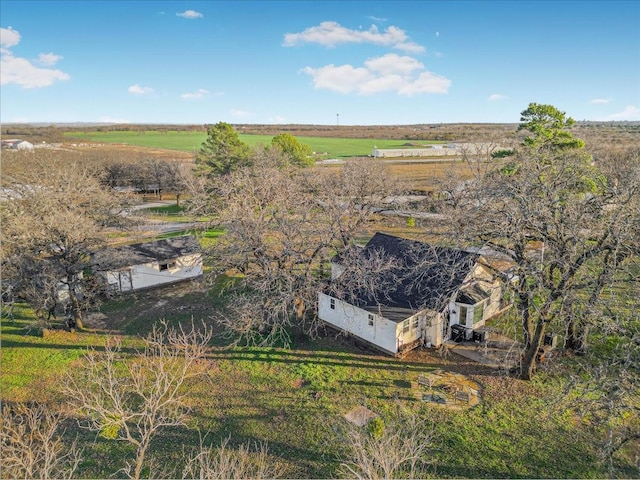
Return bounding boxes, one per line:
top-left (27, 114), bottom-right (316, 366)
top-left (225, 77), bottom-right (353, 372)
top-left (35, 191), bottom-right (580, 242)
top-left (337, 113), bottom-right (339, 126)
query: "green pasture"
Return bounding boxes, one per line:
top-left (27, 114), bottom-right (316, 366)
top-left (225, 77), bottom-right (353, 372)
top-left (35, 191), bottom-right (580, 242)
top-left (63, 130), bottom-right (443, 158)
top-left (2, 232), bottom-right (638, 478)
top-left (2, 297), bottom-right (636, 477)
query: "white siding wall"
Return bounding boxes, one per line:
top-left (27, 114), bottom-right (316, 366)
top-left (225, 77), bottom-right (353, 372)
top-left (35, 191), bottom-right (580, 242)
top-left (422, 311), bottom-right (444, 348)
top-left (103, 253), bottom-right (202, 293)
top-left (318, 293), bottom-right (401, 354)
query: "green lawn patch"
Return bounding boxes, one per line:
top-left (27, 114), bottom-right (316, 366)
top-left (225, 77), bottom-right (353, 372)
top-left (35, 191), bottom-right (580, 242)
top-left (2, 288), bottom-right (635, 478)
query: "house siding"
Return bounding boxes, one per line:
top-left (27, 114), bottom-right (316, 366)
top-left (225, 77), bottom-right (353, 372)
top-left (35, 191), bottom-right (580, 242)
top-left (318, 293), bottom-right (402, 354)
top-left (102, 252), bottom-right (202, 293)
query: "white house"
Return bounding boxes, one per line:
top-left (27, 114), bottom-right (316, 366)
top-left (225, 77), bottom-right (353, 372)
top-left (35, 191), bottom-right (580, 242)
top-left (92, 236), bottom-right (203, 293)
top-left (318, 233), bottom-right (504, 356)
top-left (1, 139), bottom-right (35, 151)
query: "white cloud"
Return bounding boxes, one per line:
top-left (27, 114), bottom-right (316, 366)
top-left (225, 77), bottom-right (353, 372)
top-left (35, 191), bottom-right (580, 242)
top-left (606, 105), bottom-right (640, 121)
top-left (591, 98), bottom-right (612, 104)
top-left (99, 116), bottom-right (130, 124)
top-left (301, 53), bottom-right (450, 96)
top-left (0, 27), bottom-right (69, 88)
top-left (283, 21), bottom-right (425, 53)
top-left (177, 10), bottom-right (203, 19)
top-left (269, 115), bottom-right (286, 123)
top-left (180, 88), bottom-right (209, 99)
top-left (368, 16), bottom-right (387, 22)
top-left (1, 26), bottom-right (20, 49)
top-left (230, 109), bottom-right (253, 118)
top-left (128, 84), bottom-right (154, 95)
top-left (1, 53), bottom-right (70, 88)
top-left (488, 94), bottom-right (507, 101)
top-left (37, 52), bottom-right (62, 66)
top-left (365, 53), bottom-right (423, 75)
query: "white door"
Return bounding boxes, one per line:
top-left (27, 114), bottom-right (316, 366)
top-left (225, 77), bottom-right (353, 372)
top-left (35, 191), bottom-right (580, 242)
top-left (119, 270), bottom-right (133, 292)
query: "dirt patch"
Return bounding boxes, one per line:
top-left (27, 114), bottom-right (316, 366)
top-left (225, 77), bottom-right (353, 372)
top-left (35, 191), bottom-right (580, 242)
top-left (414, 370), bottom-right (481, 408)
top-left (344, 406), bottom-right (378, 426)
top-left (94, 279), bottom-right (210, 331)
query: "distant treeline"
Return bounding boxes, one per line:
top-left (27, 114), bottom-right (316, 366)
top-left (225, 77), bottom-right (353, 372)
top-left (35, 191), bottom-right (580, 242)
top-left (2, 121), bottom-right (639, 145)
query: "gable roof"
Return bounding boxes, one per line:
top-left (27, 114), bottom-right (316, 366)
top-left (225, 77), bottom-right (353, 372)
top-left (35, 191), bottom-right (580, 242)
top-left (335, 232), bottom-right (479, 320)
top-left (92, 235), bottom-right (201, 271)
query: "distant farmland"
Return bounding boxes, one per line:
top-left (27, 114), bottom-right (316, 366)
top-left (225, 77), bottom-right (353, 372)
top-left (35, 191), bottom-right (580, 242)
top-left (63, 130), bottom-right (443, 158)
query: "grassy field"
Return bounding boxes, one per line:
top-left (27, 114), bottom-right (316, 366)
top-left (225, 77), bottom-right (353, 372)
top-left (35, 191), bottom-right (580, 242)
top-left (2, 277), bottom-right (636, 478)
top-left (3, 138), bottom-right (638, 477)
top-left (63, 130), bottom-right (443, 158)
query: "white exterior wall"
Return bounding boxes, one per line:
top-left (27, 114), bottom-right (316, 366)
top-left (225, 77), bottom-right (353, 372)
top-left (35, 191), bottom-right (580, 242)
top-left (421, 311), bottom-right (444, 348)
top-left (318, 293), bottom-right (403, 355)
top-left (103, 253), bottom-right (202, 293)
top-left (372, 148), bottom-right (458, 158)
top-left (448, 281), bottom-right (502, 332)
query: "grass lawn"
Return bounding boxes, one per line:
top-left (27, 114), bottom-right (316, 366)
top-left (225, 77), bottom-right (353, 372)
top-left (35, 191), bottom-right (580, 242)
top-left (2, 280), bottom-right (635, 478)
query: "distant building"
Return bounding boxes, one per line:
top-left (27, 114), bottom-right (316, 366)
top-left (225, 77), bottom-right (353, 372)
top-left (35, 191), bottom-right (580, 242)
top-left (372, 143), bottom-right (499, 158)
top-left (1, 139), bottom-right (35, 151)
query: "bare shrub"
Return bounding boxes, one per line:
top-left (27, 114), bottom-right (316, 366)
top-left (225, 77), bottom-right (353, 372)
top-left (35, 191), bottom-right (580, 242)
top-left (338, 411), bottom-right (434, 479)
top-left (63, 320), bottom-right (213, 480)
top-left (182, 437), bottom-right (284, 480)
top-left (0, 403), bottom-right (81, 480)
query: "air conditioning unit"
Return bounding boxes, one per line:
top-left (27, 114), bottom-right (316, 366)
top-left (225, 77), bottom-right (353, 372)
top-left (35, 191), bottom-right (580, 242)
top-left (472, 330), bottom-right (486, 343)
top-left (450, 324), bottom-right (467, 343)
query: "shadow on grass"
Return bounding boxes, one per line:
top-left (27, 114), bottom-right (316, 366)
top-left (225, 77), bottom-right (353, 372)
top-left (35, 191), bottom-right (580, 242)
top-left (206, 347), bottom-right (439, 373)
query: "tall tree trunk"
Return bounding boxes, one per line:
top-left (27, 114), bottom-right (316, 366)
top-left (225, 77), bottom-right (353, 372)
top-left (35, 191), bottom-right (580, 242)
top-left (133, 443), bottom-right (148, 480)
top-left (520, 319), bottom-right (547, 380)
top-left (564, 316), bottom-right (578, 350)
top-left (575, 323), bottom-right (589, 356)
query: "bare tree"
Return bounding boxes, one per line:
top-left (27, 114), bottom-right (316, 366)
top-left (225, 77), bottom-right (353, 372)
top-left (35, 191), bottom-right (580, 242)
top-left (1, 153), bottom-right (131, 329)
top-left (441, 106), bottom-right (640, 379)
top-left (0, 403), bottom-right (82, 480)
top-left (562, 314), bottom-right (640, 475)
top-left (190, 153), bottom-right (397, 346)
top-left (338, 412), bottom-right (434, 480)
top-left (62, 320), bottom-right (213, 480)
top-left (181, 437), bottom-right (284, 480)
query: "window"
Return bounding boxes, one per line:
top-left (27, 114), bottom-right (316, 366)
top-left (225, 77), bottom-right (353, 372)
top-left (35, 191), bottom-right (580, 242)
top-left (159, 261), bottom-right (177, 271)
top-left (459, 305), bottom-right (468, 324)
top-left (473, 301), bottom-right (485, 324)
top-left (402, 319), bottom-right (410, 334)
top-left (368, 314), bottom-right (374, 326)
top-left (411, 317), bottom-right (419, 330)
top-left (330, 298), bottom-right (335, 310)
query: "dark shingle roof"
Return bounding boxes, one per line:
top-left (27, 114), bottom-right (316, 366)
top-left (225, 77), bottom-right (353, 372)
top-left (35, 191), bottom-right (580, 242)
top-left (340, 232), bottom-right (479, 319)
top-left (92, 236), bottom-right (201, 271)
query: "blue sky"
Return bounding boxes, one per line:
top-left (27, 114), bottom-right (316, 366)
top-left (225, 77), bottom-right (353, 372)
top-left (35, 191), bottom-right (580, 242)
top-left (1, 0), bottom-right (639, 125)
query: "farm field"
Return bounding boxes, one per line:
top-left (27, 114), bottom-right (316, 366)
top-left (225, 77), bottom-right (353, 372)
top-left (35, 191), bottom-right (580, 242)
top-left (63, 130), bottom-right (444, 158)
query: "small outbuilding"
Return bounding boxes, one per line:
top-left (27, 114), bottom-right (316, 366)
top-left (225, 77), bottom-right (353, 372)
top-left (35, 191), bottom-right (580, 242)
top-left (92, 235), bottom-right (203, 293)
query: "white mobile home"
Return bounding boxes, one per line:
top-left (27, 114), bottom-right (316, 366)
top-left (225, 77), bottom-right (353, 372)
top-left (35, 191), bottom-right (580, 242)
top-left (92, 236), bottom-right (202, 293)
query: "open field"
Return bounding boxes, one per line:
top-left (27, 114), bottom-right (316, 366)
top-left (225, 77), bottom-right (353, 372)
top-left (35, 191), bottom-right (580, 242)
top-left (2, 128), bottom-right (638, 478)
top-left (62, 130), bottom-right (445, 158)
top-left (2, 279), bottom-right (636, 479)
